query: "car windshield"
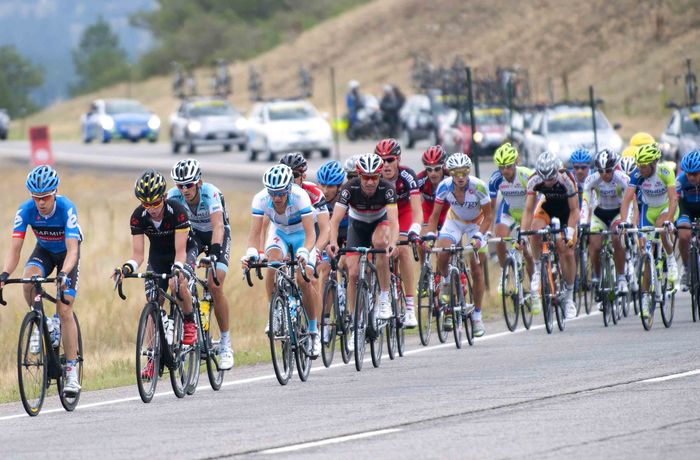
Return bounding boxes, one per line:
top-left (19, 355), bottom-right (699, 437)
top-left (681, 112), bottom-right (700, 134)
top-left (268, 103), bottom-right (315, 121)
top-left (547, 111), bottom-right (610, 132)
top-left (463, 108), bottom-right (509, 125)
top-left (189, 102), bottom-right (234, 117)
top-left (105, 100), bottom-right (149, 115)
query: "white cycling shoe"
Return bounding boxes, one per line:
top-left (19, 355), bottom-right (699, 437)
top-left (667, 258), bottom-right (679, 283)
top-left (403, 309), bottom-right (418, 328)
top-left (218, 344), bottom-right (234, 370)
top-left (377, 299), bottom-right (393, 320)
top-left (564, 299), bottom-right (577, 319)
top-left (347, 332), bottom-right (355, 352)
top-left (63, 370), bottom-right (81, 397)
top-left (617, 278), bottom-right (628, 295)
top-left (310, 333), bottom-right (321, 358)
top-left (530, 271), bottom-right (541, 296)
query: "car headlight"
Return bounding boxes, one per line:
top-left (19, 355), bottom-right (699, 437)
top-left (235, 118), bottom-right (248, 131)
top-left (101, 116), bottom-right (114, 131)
top-left (148, 115), bottom-right (161, 130)
top-left (473, 131), bottom-right (484, 144)
top-left (547, 140), bottom-right (560, 154)
top-left (188, 121), bottom-right (202, 134)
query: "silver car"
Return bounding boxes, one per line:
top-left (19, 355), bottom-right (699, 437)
top-left (659, 105), bottom-right (700, 162)
top-left (0, 109), bottom-right (9, 140)
top-left (169, 97), bottom-right (247, 154)
top-left (524, 104), bottom-right (623, 165)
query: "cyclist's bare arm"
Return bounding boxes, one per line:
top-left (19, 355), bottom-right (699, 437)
top-left (666, 185), bottom-right (678, 221)
top-left (409, 194), bottom-right (422, 226)
top-left (566, 194), bottom-right (579, 230)
top-left (490, 197), bottom-right (498, 231)
top-left (61, 238), bottom-right (80, 274)
top-left (301, 214), bottom-right (315, 252)
top-left (426, 201), bottom-right (444, 234)
top-left (521, 194), bottom-right (536, 232)
top-left (315, 211), bottom-right (330, 252)
top-left (479, 201), bottom-right (493, 234)
top-left (129, 234), bottom-right (145, 268)
top-left (1, 237), bottom-right (24, 277)
top-left (246, 215), bottom-right (264, 252)
top-left (260, 217), bottom-right (270, 249)
top-left (619, 187), bottom-right (636, 223)
top-left (386, 205), bottom-right (400, 250)
top-left (174, 228), bottom-right (189, 265)
top-left (211, 210), bottom-right (225, 247)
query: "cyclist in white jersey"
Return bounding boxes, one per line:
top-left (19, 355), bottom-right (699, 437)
top-left (425, 153), bottom-right (492, 337)
top-left (242, 165), bottom-right (321, 357)
top-left (580, 149), bottom-right (630, 297)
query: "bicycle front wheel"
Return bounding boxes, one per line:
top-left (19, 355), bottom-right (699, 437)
top-left (136, 303), bottom-right (160, 403)
top-left (205, 300), bottom-right (224, 391)
top-left (450, 270), bottom-right (464, 349)
top-left (386, 284), bottom-right (397, 360)
top-left (354, 280), bottom-right (369, 372)
top-left (660, 257), bottom-right (675, 328)
top-left (541, 259), bottom-right (554, 334)
top-left (321, 280), bottom-right (338, 368)
top-left (637, 253), bottom-right (654, 331)
top-left (417, 266), bottom-right (433, 346)
top-left (691, 246), bottom-right (700, 322)
top-left (169, 308), bottom-right (197, 398)
top-left (294, 304), bottom-right (312, 382)
top-left (17, 312), bottom-right (47, 416)
top-left (269, 292), bottom-right (292, 385)
top-left (396, 288), bottom-right (407, 357)
top-left (601, 253), bottom-right (613, 327)
top-left (58, 312), bottom-right (83, 411)
top-left (501, 257), bottom-right (520, 332)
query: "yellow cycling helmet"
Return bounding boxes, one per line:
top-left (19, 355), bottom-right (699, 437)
top-left (630, 131), bottom-right (655, 147)
top-left (634, 143), bottom-right (662, 166)
top-left (621, 145), bottom-right (637, 158)
top-left (493, 142), bottom-right (518, 166)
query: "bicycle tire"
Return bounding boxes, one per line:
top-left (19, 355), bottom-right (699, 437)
top-left (578, 249), bottom-right (593, 315)
top-left (601, 252), bottom-right (612, 327)
top-left (660, 257), bottom-right (675, 328)
top-left (521, 300), bottom-right (534, 330)
top-left (135, 303), bottom-right (160, 403)
top-left (638, 253), bottom-right (654, 331)
top-left (691, 246), bottom-right (699, 322)
top-left (185, 301), bottom-right (203, 396)
top-left (502, 257), bottom-right (520, 332)
top-left (386, 278), bottom-right (397, 360)
top-left (58, 312), bottom-right (83, 411)
top-left (450, 270), bottom-right (464, 349)
top-left (321, 280), bottom-right (338, 368)
top-left (370, 308), bottom-right (384, 368)
top-left (396, 288), bottom-right (407, 357)
top-left (463, 267), bottom-right (475, 347)
top-left (17, 312), bottom-right (47, 416)
top-left (553, 266), bottom-right (565, 332)
top-left (294, 302), bottom-right (312, 382)
top-left (169, 308), bottom-right (191, 398)
top-left (417, 266), bottom-right (433, 346)
top-left (269, 291), bottom-right (292, 385)
top-left (204, 298), bottom-right (224, 391)
top-left (541, 259), bottom-right (554, 334)
top-left (436, 301), bottom-right (448, 343)
top-left (354, 280), bottom-right (368, 372)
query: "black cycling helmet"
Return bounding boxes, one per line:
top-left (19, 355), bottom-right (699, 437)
top-left (594, 149), bottom-right (619, 170)
top-left (135, 169), bottom-right (166, 204)
top-left (279, 152), bottom-right (307, 172)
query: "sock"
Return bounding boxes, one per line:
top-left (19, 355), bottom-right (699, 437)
top-left (379, 291), bottom-right (389, 303)
top-left (473, 309), bottom-right (482, 320)
top-left (184, 312), bottom-right (195, 322)
top-left (220, 330), bottom-right (230, 346)
top-left (406, 295), bottom-right (414, 311)
top-left (617, 275), bottom-right (626, 282)
top-left (565, 284), bottom-right (574, 301)
top-left (308, 319), bottom-right (318, 333)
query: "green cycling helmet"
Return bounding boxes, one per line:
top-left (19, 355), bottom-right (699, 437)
top-left (494, 142), bottom-right (518, 166)
top-left (634, 143), bottom-right (661, 166)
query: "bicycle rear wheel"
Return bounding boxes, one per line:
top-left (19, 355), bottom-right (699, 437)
top-left (576, 249), bottom-right (592, 315)
top-left (269, 292), bottom-right (292, 385)
top-left (637, 253), bottom-right (654, 331)
top-left (450, 271), bottom-right (464, 349)
top-left (136, 303), bottom-right (160, 403)
top-left (17, 312), bottom-right (47, 416)
top-left (417, 266), bottom-right (433, 346)
top-left (660, 257), bottom-right (675, 328)
top-left (396, 288), bottom-right (406, 357)
top-left (169, 308), bottom-right (197, 398)
top-left (186, 303), bottom-right (203, 396)
top-left (501, 257), bottom-right (520, 332)
top-left (386, 283), bottom-right (397, 360)
top-left (354, 280), bottom-right (369, 372)
top-left (541, 260), bottom-right (554, 334)
top-left (601, 253), bottom-right (613, 327)
top-left (554, 268), bottom-right (565, 332)
top-left (204, 300), bottom-right (224, 391)
top-left (58, 312), bottom-right (83, 411)
top-left (321, 280), bottom-right (338, 368)
top-left (294, 305), bottom-right (312, 382)
top-left (691, 246), bottom-right (699, 322)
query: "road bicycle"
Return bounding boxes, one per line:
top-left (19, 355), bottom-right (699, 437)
top-left (322, 256), bottom-right (351, 367)
top-left (585, 229), bottom-right (624, 327)
top-left (1, 277), bottom-right (83, 416)
top-left (386, 240), bottom-right (419, 359)
top-left (574, 223), bottom-right (594, 316)
top-left (685, 220), bottom-right (700, 322)
top-left (416, 235), bottom-right (448, 345)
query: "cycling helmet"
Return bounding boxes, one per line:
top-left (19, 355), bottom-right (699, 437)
top-left (374, 138), bottom-right (401, 158)
top-left (344, 154), bottom-right (361, 178)
top-left (630, 131), bottom-right (655, 147)
top-left (422, 145), bottom-right (446, 166)
top-left (594, 149), bottom-right (619, 170)
top-left (536, 151), bottom-right (559, 180)
top-left (263, 164), bottom-right (294, 192)
top-left (493, 142), bottom-right (519, 166)
top-left (619, 157), bottom-right (636, 176)
top-left (170, 158), bottom-right (201, 184)
top-left (26, 165), bottom-right (59, 194)
top-left (279, 152), bottom-right (307, 171)
top-left (635, 143), bottom-right (662, 165)
top-left (569, 148), bottom-right (592, 165)
top-left (356, 153), bottom-right (384, 175)
top-left (681, 150), bottom-right (700, 173)
top-left (316, 160), bottom-right (346, 186)
top-left (621, 145), bottom-right (636, 159)
top-left (135, 169), bottom-right (166, 203)
top-left (445, 152), bottom-right (472, 171)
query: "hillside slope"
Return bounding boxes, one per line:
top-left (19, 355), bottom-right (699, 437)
top-left (24, 0), bottom-right (700, 139)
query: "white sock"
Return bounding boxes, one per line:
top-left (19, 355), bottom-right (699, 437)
top-left (406, 296), bottom-right (414, 311)
top-left (379, 291), bottom-right (389, 303)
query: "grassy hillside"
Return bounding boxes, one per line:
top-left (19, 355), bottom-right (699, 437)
top-left (17, 0), bottom-right (700, 141)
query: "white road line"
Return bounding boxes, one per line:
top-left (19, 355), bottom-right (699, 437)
top-left (640, 369), bottom-right (700, 383)
top-left (0, 310), bottom-right (600, 421)
top-left (259, 428), bottom-right (402, 454)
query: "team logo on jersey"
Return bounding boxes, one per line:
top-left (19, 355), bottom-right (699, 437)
top-left (14, 211), bottom-right (22, 228)
top-left (131, 217), bottom-right (140, 226)
top-left (340, 189), bottom-right (351, 200)
top-left (66, 208), bottom-right (78, 229)
top-left (385, 188), bottom-right (396, 200)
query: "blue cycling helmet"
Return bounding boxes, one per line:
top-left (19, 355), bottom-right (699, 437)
top-left (681, 150), bottom-right (700, 173)
top-left (316, 160), bottom-right (346, 186)
top-left (570, 148), bottom-right (592, 165)
top-left (26, 165), bottom-right (59, 194)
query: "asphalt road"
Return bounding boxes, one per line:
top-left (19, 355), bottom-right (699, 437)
top-left (0, 298), bottom-right (699, 458)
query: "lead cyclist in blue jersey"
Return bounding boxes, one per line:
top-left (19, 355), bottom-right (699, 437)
top-left (675, 150), bottom-right (700, 290)
top-left (0, 165), bottom-right (82, 396)
top-left (168, 159), bottom-right (234, 370)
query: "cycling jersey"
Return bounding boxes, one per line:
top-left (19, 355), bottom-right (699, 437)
top-left (435, 176), bottom-right (490, 224)
top-left (528, 171), bottom-right (578, 225)
top-left (676, 172), bottom-right (700, 225)
top-left (167, 182), bottom-right (229, 237)
top-left (582, 170), bottom-right (629, 211)
top-left (488, 166), bottom-right (532, 222)
top-left (387, 166), bottom-right (419, 232)
top-left (569, 169), bottom-right (590, 208)
top-left (336, 177), bottom-right (397, 223)
top-left (417, 170), bottom-right (448, 226)
top-left (301, 181), bottom-right (329, 222)
top-left (628, 163), bottom-right (675, 207)
top-left (12, 196), bottom-right (82, 254)
top-left (130, 199), bottom-right (193, 262)
top-left (251, 184), bottom-right (312, 234)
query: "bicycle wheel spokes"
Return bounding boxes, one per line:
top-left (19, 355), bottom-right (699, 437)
top-left (59, 312), bottom-right (83, 411)
top-left (601, 254), bottom-right (612, 327)
top-left (295, 306), bottom-right (312, 382)
top-left (502, 258), bottom-right (519, 332)
top-left (370, 309), bottom-right (384, 368)
top-left (136, 303), bottom-right (160, 403)
top-left (354, 282), bottom-right (368, 372)
top-left (205, 304), bottom-right (224, 391)
top-left (638, 254), bottom-right (654, 331)
top-left (269, 293), bottom-right (292, 385)
top-left (169, 309), bottom-right (189, 398)
top-left (450, 271), bottom-right (464, 349)
top-left (396, 289), bottom-right (406, 357)
top-left (321, 281), bottom-right (338, 368)
top-left (18, 313), bottom-right (47, 416)
top-left (417, 267), bottom-right (433, 346)
top-left (660, 258), bottom-right (675, 328)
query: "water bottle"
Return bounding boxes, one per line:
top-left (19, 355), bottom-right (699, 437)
top-left (551, 217), bottom-right (561, 230)
top-left (288, 296), bottom-right (298, 322)
top-left (45, 316), bottom-right (55, 347)
top-left (337, 283), bottom-right (346, 314)
top-left (161, 310), bottom-right (173, 346)
top-left (52, 313), bottom-right (61, 348)
top-left (199, 299), bottom-right (210, 332)
top-left (166, 318), bottom-right (174, 346)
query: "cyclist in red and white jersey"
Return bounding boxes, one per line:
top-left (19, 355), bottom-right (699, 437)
top-left (416, 145), bottom-right (449, 231)
top-left (375, 138), bottom-right (422, 327)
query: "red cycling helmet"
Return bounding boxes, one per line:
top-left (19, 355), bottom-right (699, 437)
top-left (422, 145), bottom-right (446, 166)
top-left (374, 138), bottom-right (401, 158)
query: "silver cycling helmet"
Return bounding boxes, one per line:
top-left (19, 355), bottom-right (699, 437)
top-left (445, 152), bottom-right (472, 171)
top-left (171, 158), bottom-right (201, 184)
top-left (263, 164), bottom-right (294, 192)
top-left (536, 151), bottom-right (559, 180)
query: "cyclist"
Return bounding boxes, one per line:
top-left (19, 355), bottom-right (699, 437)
top-left (580, 149), bottom-right (630, 297)
top-left (375, 138), bottom-right (422, 328)
top-left (167, 159), bottom-right (234, 370)
top-left (242, 165), bottom-right (321, 358)
top-left (417, 145), bottom-right (449, 232)
top-left (620, 156), bottom-right (640, 224)
top-left (620, 143), bottom-right (679, 291)
top-left (675, 150), bottom-right (700, 290)
top-left (522, 151), bottom-right (579, 319)
top-left (117, 169), bottom-right (197, 379)
top-left (569, 148), bottom-right (592, 207)
top-left (0, 165), bottom-right (82, 396)
top-left (344, 154), bottom-right (360, 180)
top-left (426, 153), bottom-right (492, 337)
top-left (326, 153), bottom-right (399, 351)
top-left (489, 142), bottom-right (535, 286)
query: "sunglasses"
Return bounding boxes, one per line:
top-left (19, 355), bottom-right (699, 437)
top-left (687, 171), bottom-right (700, 177)
top-left (177, 182), bottom-right (197, 189)
top-left (141, 199), bottom-right (164, 209)
top-left (573, 165), bottom-right (589, 170)
top-left (498, 165), bottom-right (515, 171)
top-left (597, 168), bottom-right (614, 174)
top-left (425, 166), bottom-right (443, 173)
top-left (382, 157), bottom-right (398, 164)
top-left (360, 174), bottom-right (380, 182)
top-left (268, 189), bottom-right (288, 197)
top-left (292, 170), bottom-right (305, 178)
top-left (450, 169), bottom-right (470, 178)
top-left (31, 192), bottom-right (56, 201)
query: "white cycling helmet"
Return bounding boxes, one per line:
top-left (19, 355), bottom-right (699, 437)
top-left (356, 153), bottom-right (383, 175)
top-left (344, 154), bottom-right (361, 174)
top-left (171, 158), bottom-right (201, 184)
top-left (536, 151), bottom-right (559, 180)
top-left (445, 152), bottom-right (472, 171)
top-left (619, 156), bottom-right (636, 176)
top-left (263, 164), bottom-right (293, 192)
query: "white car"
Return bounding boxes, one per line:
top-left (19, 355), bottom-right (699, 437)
top-left (524, 105), bottom-right (623, 165)
top-left (246, 99), bottom-right (332, 161)
top-left (169, 97), bottom-right (247, 154)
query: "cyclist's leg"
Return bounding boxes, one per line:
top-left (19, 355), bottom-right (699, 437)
top-left (263, 226), bottom-right (288, 302)
top-left (609, 214), bottom-right (625, 276)
top-left (55, 246), bottom-right (80, 362)
top-left (588, 233), bottom-right (602, 280)
top-left (208, 228), bottom-right (232, 358)
top-left (436, 219), bottom-right (462, 276)
top-left (494, 201), bottom-right (512, 267)
top-left (466, 224), bottom-right (487, 310)
top-left (371, 221), bottom-right (391, 293)
top-left (653, 205), bottom-right (679, 255)
top-left (22, 244), bottom-right (53, 305)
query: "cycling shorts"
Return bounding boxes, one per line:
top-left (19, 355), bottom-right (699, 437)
top-left (347, 215), bottom-right (388, 249)
top-left (438, 218), bottom-right (487, 253)
top-left (191, 227), bottom-right (231, 273)
top-left (146, 245), bottom-right (198, 295)
top-left (533, 200), bottom-right (570, 227)
top-left (26, 244), bottom-right (80, 298)
top-left (590, 207), bottom-right (621, 232)
top-left (638, 202), bottom-right (679, 228)
top-left (677, 202), bottom-right (700, 226)
top-left (265, 227), bottom-right (306, 257)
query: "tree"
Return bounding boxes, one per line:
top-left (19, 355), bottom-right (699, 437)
top-left (0, 45), bottom-right (44, 117)
top-left (70, 17), bottom-right (130, 96)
